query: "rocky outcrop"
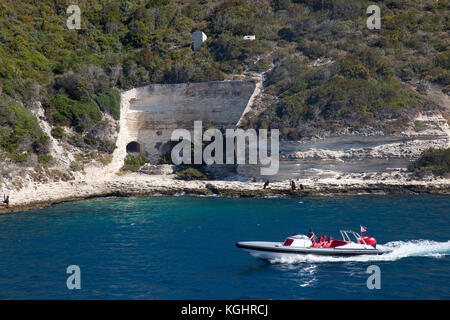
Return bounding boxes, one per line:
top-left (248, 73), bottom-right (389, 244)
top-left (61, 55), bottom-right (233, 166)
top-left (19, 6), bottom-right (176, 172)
top-left (2, 172), bottom-right (449, 213)
top-left (138, 164), bottom-right (175, 175)
top-left (237, 111), bottom-right (450, 181)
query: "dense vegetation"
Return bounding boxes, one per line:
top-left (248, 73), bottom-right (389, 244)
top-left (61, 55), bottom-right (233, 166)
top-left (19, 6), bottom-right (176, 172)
top-left (121, 154), bottom-right (149, 172)
top-left (409, 148), bottom-right (450, 176)
top-left (0, 96), bottom-right (48, 162)
top-left (0, 0), bottom-right (449, 162)
top-left (241, 0), bottom-right (449, 138)
top-left (175, 166), bottom-right (214, 180)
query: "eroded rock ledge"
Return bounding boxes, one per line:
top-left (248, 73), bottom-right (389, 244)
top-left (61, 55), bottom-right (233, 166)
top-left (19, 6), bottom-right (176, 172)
top-left (1, 172), bottom-right (449, 214)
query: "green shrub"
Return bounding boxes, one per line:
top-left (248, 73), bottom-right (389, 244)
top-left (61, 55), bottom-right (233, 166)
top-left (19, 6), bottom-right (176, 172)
top-left (408, 148), bottom-right (450, 176)
top-left (95, 88), bottom-right (121, 120)
top-left (84, 135), bottom-right (98, 147)
top-left (203, 67), bottom-right (227, 81)
top-left (0, 96), bottom-right (47, 161)
top-left (67, 134), bottom-right (85, 148)
top-left (121, 154), bottom-right (149, 172)
top-left (70, 160), bottom-right (83, 172)
top-left (98, 154), bottom-right (113, 165)
top-left (158, 153), bottom-right (173, 165)
top-left (38, 154), bottom-right (53, 164)
top-left (9, 151), bottom-right (30, 163)
top-left (298, 40), bottom-right (327, 59)
top-left (32, 134), bottom-right (50, 155)
top-left (2, 85), bottom-right (13, 95)
top-left (46, 94), bottom-right (102, 133)
top-left (436, 51), bottom-right (450, 69)
top-left (341, 61), bottom-right (370, 80)
top-left (249, 59), bottom-right (271, 72)
top-left (51, 127), bottom-right (65, 140)
top-left (175, 167), bottom-right (213, 181)
top-left (414, 120), bottom-right (424, 131)
top-left (98, 139), bottom-right (117, 154)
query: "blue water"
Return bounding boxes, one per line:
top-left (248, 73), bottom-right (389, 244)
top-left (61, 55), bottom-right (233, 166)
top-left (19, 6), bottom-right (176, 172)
top-left (0, 194), bottom-right (449, 299)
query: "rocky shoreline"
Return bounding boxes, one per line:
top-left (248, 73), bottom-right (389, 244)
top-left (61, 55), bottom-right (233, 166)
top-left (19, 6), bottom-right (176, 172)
top-left (1, 172), bottom-right (449, 214)
top-left (2, 85), bottom-right (448, 215)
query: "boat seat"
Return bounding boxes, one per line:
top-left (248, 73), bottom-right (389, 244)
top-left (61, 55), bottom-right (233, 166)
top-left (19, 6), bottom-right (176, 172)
top-left (316, 235), bottom-right (325, 247)
top-left (310, 235), bottom-right (317, 247)
top-left (313, 236), bottom-right (320, 247)
top-left (313, 237), bottom-right (319, 247)
top-left (324, 236), bottom-right (332, 248)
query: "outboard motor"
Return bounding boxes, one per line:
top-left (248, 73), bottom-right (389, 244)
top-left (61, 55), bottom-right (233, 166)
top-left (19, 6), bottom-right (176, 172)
top-left (361, 236), bottom-right (377, 248)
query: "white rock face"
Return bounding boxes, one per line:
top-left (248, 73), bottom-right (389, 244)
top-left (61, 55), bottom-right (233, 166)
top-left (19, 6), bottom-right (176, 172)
top-left (108, 81), bottom-right (256, 168)
top-left (30, 102), bottom-right (75, 167)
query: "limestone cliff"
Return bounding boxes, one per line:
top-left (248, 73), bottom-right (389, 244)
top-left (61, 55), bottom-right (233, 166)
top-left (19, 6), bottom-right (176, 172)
top-left (106, 81), bottom-right (257, 174)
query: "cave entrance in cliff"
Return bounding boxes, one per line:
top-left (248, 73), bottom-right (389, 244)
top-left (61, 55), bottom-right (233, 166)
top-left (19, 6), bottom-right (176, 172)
top-left (126, 141), bottom-right (142, 155)
top-left (159, 141), bottom-right (177, 157)
top-left (157, 141), bottom-right (178, 164)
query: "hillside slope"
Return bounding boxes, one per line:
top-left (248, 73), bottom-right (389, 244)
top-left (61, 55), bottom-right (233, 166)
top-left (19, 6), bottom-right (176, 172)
top-left (0, 0), bottom-right (449, 194)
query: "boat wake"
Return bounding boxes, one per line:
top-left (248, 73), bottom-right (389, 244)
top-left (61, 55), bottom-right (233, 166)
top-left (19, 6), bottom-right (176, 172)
top-left (269, 239), bottom-right (450, 264)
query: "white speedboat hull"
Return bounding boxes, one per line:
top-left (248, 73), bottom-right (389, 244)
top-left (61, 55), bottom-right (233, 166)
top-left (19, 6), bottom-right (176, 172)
top-left (236, 241), bottom-right (382, 260)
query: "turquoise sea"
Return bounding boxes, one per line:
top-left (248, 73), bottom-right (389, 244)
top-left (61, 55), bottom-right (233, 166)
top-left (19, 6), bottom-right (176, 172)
top-left (0, 194), bottom-right (449, 299)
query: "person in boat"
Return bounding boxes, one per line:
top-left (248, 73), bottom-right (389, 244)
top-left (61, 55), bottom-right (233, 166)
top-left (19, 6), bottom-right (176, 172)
top-left (307, 229), bottom-right (315, 241)
top-left (290, 180), bottom-right (296, 191)
top-left (263, 180), bottom-right (269, 189)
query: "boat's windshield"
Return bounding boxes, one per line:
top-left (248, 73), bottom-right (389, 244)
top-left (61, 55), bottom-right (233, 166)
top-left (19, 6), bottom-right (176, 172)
top-left (339, 230), bottom-right (363, 243)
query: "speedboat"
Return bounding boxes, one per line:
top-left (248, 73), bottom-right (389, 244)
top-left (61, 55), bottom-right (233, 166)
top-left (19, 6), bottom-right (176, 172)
top-left (236, 230), bottom-right (382, 260)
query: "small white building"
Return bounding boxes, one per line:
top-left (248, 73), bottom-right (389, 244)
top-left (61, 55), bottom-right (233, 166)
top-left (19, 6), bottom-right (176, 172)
top-left (193, 31), bottom-right (207, 51)
top-left (243, 35), bottom-right (256, 41)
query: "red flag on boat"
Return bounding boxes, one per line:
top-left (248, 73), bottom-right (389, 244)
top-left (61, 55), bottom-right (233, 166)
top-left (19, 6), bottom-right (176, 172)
top-left (360, 226), bottom-right (367, 233)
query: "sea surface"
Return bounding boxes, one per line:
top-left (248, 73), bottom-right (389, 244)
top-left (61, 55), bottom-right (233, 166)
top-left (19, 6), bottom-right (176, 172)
top-left (0, 194), bottom-right (449, 299)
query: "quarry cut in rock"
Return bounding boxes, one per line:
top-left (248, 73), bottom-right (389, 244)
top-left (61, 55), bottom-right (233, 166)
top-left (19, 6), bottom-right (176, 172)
top-left (109, 81), bottom-right (256, 170)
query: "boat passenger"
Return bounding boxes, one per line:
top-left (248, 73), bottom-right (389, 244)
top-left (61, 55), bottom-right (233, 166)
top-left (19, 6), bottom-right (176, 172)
top-left (307, 229), bottom-right (315, 240)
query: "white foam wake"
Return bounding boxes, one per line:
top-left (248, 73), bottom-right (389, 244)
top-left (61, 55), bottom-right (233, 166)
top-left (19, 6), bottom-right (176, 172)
top-left (269, 240), bottom-right (450, 264)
